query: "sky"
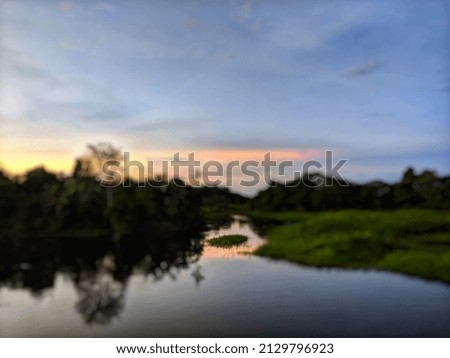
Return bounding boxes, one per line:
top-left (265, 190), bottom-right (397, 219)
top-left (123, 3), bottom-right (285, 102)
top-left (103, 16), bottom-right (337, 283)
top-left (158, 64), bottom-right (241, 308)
top-left (0, 0), bottom-right (449, 195)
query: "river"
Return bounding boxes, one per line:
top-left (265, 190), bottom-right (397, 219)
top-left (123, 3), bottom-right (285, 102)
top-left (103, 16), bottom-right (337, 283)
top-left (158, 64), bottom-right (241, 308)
top-left (1, 216), bottom-right (449, 337)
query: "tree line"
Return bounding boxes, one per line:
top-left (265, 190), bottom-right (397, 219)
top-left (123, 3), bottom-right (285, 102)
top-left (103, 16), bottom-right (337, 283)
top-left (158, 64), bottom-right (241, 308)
top-left (250, 168), bottom-right (450, 211)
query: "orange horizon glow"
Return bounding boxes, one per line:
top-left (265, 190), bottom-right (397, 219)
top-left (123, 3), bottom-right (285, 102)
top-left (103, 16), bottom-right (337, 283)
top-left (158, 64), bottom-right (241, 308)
top-left (1, 147), bottom-right (321, 176)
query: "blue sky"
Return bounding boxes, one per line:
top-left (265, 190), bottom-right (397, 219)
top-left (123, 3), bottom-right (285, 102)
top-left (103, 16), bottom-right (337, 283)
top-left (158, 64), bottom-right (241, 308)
top-left (0, 0), bottom-right (449, 190)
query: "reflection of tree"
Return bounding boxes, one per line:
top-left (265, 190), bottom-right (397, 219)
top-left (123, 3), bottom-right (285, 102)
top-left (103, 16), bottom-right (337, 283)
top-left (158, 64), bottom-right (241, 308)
top-left (191, 265), bottom-right (205, 286)
top-left (0, 229), bottom-right (205, 325)
top-left (75, 270), bottom-right (125, 325)
top-left (114, 234), bottom-right (204, 280)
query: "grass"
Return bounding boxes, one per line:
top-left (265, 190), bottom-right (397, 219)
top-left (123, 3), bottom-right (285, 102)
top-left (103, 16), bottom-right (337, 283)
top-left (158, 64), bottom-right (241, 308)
top-left (253, 209), bottom-right (450, 283)
top-left (208, 234), bottom-right (248, 248)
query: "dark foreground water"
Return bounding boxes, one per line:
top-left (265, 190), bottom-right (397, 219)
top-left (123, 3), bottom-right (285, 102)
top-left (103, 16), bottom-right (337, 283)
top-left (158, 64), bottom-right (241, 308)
top-left (1, 217), bottom-right (449, 337)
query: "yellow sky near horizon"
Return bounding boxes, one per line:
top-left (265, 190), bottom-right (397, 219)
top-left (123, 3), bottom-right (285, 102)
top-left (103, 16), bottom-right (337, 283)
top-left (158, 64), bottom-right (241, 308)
top-left (0, 146), bottom-right (320, 176)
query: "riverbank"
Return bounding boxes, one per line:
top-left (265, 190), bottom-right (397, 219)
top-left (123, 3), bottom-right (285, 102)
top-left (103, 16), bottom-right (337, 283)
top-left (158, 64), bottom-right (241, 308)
top-left (252, 209), bottom-right (450, 283)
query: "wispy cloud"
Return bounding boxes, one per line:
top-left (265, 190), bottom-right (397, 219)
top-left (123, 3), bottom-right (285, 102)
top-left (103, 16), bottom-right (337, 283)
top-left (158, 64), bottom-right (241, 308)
top-left (57, 1), bottom-right (114, 14)
top-left (94, 2), bottom-right (115, 13)
top-left (1, 0), bottom-right (449, 183)
top-left (345, 61), bottom-right (383, 77)
top-left (235, 1), bottom-right (253, 22)
top-left (57, 1), bottom-right (79, 13)
top-left (130, 117), bottom-right (211, 133)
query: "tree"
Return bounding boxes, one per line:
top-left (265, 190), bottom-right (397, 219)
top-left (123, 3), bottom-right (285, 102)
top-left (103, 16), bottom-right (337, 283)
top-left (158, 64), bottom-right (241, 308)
top-left (73, 143), bottom-right (121, 177)
top-left (72, 143), bottom-right (122, 208)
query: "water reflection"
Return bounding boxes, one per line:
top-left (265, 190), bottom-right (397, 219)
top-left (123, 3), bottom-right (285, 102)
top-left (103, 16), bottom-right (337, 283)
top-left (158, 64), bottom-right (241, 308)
top-left (203, 215), bottom-right (266, 258)
top-left (191, 265), bottom-right (205, 286)
top-left (0, 226), bottom-right (205, 325)
top-left (1, 217), bottom-right (450, 337)
top-left (76, 270), bottom-right (125, 325)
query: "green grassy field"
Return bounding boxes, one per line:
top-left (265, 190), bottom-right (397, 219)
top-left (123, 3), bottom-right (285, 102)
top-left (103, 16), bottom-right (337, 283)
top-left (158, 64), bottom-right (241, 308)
top-left (252, 209), bottom-right (450, 283)
top-left (208, 234), bottom-right (248, 248)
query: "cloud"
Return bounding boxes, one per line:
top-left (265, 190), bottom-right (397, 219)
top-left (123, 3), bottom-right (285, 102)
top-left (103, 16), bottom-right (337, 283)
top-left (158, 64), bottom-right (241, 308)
top-left (265, 2), bottom-right (375, 52)
top-left (94, 2), bottom-right (115, 13)
top-left (1, 39), bottom-right (125, 123)
top-left (58, 1), bottom-right (79, 12)
top-left (249, 20), bottom-right (261, 32)
top-left (345, 61), bottom-right (383, 77)
top-left (4, 47), bottom-right (62, 87)
top-left (2, 0), bottom-right (448, 182)
top-left (130, 117), bottom-right (210, 132)
top-left (235, 1), bottom-right (253, 22)
top-left (57, 1), bottom-right (115, 16)
top-left (0, 84), bottom-right (27, 119)
top-left (192, 134), bottom-right (340, 150)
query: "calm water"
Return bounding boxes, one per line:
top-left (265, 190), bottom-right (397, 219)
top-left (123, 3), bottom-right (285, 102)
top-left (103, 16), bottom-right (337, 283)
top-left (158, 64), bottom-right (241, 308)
top-left (1, 216), bottom-right (449, 337)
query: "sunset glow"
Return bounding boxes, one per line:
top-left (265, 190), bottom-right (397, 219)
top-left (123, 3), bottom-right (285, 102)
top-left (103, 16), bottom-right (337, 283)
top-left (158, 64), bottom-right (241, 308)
top-left (0, 0), bottom-right (448, 188)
